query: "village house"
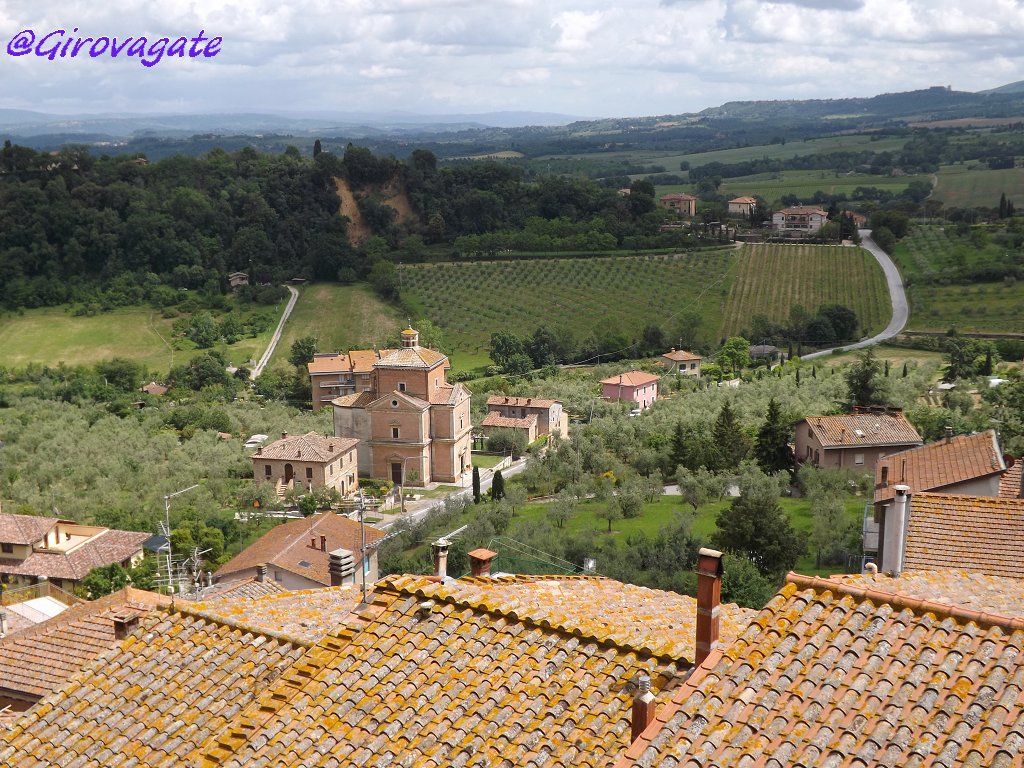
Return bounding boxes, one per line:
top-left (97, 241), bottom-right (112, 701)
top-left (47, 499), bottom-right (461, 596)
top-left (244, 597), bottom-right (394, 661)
top-left (873, 429), bottom-right (1007, 520)
top-left (660, 347), bottom-right (702, 377)
top-left (772, 205), bottom-right (828, 232)
top-left (0, 512), bottom-right (149, 592)
top-left (601, 371), bottom-right (660, 410)
top-left (250, 431), bottom-right (359, 498)
top-left (214, 511), bottom-right (385, 590)
top-left (794, 408), bottom-right (923, 473)
top-left (482, 395), bottom-right (567, 442)
top-left (658, 192), bottom-right (697, 216)
top-left (726, 195), bottom-right (757, 217)
top-left (331, 326), bottom-right (472, 486)
top-left (226, 271), bottom-right (249, 290)
top-left (307, 348), bottom-right (391, 411)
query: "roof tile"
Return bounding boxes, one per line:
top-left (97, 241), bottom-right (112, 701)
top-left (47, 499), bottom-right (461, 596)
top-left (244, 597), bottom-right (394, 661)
top-left (803, 411), bottom-right (923, 449)
top-left (875, 430), bottom-right (1004, 504)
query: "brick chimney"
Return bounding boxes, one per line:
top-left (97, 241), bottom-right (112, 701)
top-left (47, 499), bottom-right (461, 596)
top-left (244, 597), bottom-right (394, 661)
top-left (320, 535), bottom-right (327, 552)
top-left (113, 613), bottom-right (140, 640)
top-left (256, 563), bottom-right (268, 583)
top-left (695, 547), bottom-right (724, 666)
top-left (468, 548), bottom-right (497, 577)
top-left (882, 485), bottom-right (911, 575)
top-left (631, 673), bottom-right (656, 743)
top-left (282, 432), bottom-right (288, 440)
top-left (432, 538), bottom-right (450, 580)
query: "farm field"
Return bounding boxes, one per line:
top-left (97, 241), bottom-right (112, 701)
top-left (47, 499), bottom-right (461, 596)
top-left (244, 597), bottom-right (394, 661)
top-left (270, 283), bottom-right (404, 365)
top-left (932, 164), bottom-right (1024, 209)
top-left (399, 251), bottom-right (739, 361)
top-left (721, 243), bottom-right (890, 340)
top-left (905, 281), bottom-right (1024, 333)
top-left (892, 223), bottom-right (1015, 284)
top-left (656, 170), bottom-right (932, 207)
top-left (533, 134), bottom-right (909, 173)
top-left (0, 304), bottom-right (276, 373)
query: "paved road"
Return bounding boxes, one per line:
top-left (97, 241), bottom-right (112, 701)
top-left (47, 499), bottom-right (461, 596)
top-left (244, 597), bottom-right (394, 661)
top-left (802, 229), bottom-right (909, 361)
top-left (251, 285), bottom-right (299, 378)
top-left (381, 458), bottom-right (529, 530)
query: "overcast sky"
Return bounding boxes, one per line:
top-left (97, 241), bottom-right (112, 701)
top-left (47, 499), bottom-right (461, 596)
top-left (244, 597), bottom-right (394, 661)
top-left (2, 0), bottom-right (1023, 119)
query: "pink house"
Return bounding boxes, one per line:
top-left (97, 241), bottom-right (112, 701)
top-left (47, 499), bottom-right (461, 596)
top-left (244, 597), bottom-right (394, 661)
top-left (600, 371), bottom-right (660, 410)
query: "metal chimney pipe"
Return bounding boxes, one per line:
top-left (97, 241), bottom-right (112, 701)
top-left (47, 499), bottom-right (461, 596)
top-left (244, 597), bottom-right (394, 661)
top-left (883, 485), bottom-right (911, 575)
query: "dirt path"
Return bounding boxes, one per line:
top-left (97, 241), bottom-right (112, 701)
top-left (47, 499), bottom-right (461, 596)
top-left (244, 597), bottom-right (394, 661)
top-left (252, 285), bottom-right (299, 378)
top-left (334, 178), bottom-right (371, 245)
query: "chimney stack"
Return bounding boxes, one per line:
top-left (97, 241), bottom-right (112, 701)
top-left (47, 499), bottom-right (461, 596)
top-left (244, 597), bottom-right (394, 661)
top-left (256, 563), bottom-right (268, 582)
top-left (945, 425), bottom-right (954, 443)
top-left (468, 548), bottom-right (497, 577)
top-left (281, 432), bottom-right (288, 440)
top-left (320, 535), bottom-right (327, 552)
top-left (113, 614), bottom-right (140, 640)
top-left (882, 485), bottom-right (911, 575)
top-left (432, 538), bottom-right (450, 580)
top-left (695, 548), bottom-right (724, 666)
top-left (310, 536), bottom-right (317, 549)
top-left (630, 673), bottom-right (656, 743)
top-left (328, 548), bottom-right (355, 586)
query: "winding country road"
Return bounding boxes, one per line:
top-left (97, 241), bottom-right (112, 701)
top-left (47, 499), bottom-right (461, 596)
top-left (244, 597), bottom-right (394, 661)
top-left (802, 229), bottom-right (909, 360)
top-left (251, 285), bottom-right (299, 378)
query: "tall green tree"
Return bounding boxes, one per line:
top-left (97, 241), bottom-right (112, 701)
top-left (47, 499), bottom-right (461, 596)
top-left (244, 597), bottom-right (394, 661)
top-left (472, 466), bottom-right (481, 504)
top-left (289, 335), bottom-right (317, 369)
top-left (718, 336), bottom-right (751, 375)
top-left (491, 469), bottom-right (505, 501)
top-left (844, 349), bottom-right (883, 407)
top-left (754, 397), bottom-right (792, 474)
top-left (712, 400), bottom-right (750, 470)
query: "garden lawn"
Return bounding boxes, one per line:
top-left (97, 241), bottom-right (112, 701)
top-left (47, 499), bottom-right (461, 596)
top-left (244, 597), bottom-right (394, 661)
top-left (472, 453), bottom-right (506, 469)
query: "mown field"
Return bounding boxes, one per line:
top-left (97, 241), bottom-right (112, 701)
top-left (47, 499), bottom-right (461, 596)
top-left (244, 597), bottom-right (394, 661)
top-left (399, 251), bottom-right (739, 362)
top-left (0, 304), bottom-right (277, 373)
top-left (721, 243), bottom-right (890, 340)
top-left (656, 170), bottom-right (932, 208)
top-left (269, 283), bottom-right (403, 365)
top-left (932, 164), bottom-right (1024, 209)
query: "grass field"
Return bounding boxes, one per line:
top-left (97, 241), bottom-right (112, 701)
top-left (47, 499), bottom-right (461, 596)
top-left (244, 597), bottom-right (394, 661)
top-left (400, 251), bottom-right (738, 359)
top-left (905, 281), bottom-right (1024, 333)
top-left (0, 304), bottom-right (277, 373)
top-left (721, 243), bottom-right (890, 340)
top-left (932, 164), bottom-right (1024, 209)
top-left (270, 283), bottom-right (404, 365)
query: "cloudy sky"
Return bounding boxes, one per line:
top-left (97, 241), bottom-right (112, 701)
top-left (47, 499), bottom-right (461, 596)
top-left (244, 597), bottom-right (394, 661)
top-left (1, 0), bottom-right (1023, 119)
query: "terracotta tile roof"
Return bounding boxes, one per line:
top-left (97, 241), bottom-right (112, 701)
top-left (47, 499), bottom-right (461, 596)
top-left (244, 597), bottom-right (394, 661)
top-left (903, 492), bottom-right (1024, 578)
top-left (351, 348), bottom-right (394, 372)
top-left (0, 605), bottom-right (310, 768)
top-left (660, 192), bottom-right (696, 201)
top-left (660, 349), bottom-right (702, 362)
top-left (832, 569), bottom-right (1024, 619)
top-left (802, 410), bottom-right (923, 449)
top-left (428, 382), bottom-right (469, 406)
top-left (214, 512), bottom-right (385, 586)
top-left (194, 574), bottom-right (725, 768)
top-left (1000, 459), bottom-right (1023, 498)
top-left (194, 585), bottom-right (363, 644)
top-left (0, 514), bottom-right (56, 546)
top-left (140, 381), bottom-right (168, 395)
top-left (728, 196), bottom-right (757, 204)
top-left (778, 205), bottom-right (828, 215)
top-left (0, 587), bottom-right (169, 700)
top-left (486, 395), bottom-right (560, 409)
top-left (411, 574), bottom-right (755, 661)
top-left (188, 575), bottom-right (287, 601)
top-left (619, 571), bottom-right (1024, 768)
top-left (253, 431), bottom-right (358, 463)
top-left (0, 529), bottom-right (149, 581)
top-left (600, 371), bottom-right (661, 387)
top-left (330, 390), bottom-right (376, 408)
top-left (481, 411), bottom-right (538, 429)
top-left (375, 345), bottom-right (448, 369)
top-left (306, 351), bottom-right (351, 374)
top-left (875, 430), bottom-right (1005, 504)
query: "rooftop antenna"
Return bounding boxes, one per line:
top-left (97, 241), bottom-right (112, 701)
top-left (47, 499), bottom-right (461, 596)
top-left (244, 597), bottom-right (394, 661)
top-left (161, 484), bottom-right (198, 595)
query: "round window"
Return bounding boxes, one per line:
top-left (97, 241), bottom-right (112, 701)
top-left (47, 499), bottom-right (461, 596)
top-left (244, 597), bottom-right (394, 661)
top-left (391, 399), bottom-right (399, 407)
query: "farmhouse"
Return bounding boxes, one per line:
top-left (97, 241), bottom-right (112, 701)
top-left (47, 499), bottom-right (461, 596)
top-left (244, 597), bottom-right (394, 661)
top-left (794, 409), bottom-right (923, 473)
top-left (772, 205), bottom-right (828, 232)
top-left (601, 371), bottom-right (660, 410)
top-left (658, 192), bottom-right (697, 216)
top-left (0, 513), bottom-right (148, 592)
top-left (331, 326), bottom-right (472, 486)
top-left (214, 511), bottom-right (385, 590)
top-left (484, 395), bottom-right (567, 438)
top-left (660, 347), bottom-right (702, 377)
top-left (226, 271), bottom-right (249, 290)
top-left (726, 196), bottom-right (757, 217)
top-left (250, 431), bottom-right (359, 498)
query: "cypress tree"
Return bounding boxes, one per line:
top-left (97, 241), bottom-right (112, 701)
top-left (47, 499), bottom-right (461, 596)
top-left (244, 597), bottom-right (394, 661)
top-left (755, 397), bottom-right (793, 475)
top-left (491, 470), bottom-right (505, 501)
top-left (472, 466), bottom-right (481, 504)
